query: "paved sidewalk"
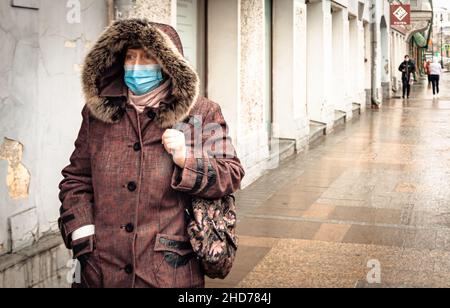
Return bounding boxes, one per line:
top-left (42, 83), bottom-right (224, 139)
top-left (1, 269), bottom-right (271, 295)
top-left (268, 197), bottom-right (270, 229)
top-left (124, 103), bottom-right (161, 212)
top-left (207, 73), bottom-right (450, 288)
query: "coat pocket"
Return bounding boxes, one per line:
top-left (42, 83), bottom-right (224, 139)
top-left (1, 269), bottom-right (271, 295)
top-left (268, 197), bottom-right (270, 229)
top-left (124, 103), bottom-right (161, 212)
top-left (77, 250), bottom-right (103, 289)
top-left (153, 233), bottom-right (199, 288)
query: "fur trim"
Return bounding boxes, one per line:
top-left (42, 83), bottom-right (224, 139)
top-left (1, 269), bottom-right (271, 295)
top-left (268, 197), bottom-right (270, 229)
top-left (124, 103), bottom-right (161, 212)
top-left (82, 19), bottom-right (200, 128)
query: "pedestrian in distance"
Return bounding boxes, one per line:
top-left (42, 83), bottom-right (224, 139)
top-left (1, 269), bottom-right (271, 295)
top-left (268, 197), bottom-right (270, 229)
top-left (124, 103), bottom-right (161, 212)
top-left (429, 58), bottom-right (443, 98)
top-left (398, 55), bottom-right (416, 99)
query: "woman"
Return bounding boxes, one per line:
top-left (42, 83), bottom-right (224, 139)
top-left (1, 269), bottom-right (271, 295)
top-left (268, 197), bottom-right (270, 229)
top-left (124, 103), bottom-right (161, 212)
top-left (429, 58), bottom-right (443, 97)
top-left (58, 19), bottom-right (245, 288)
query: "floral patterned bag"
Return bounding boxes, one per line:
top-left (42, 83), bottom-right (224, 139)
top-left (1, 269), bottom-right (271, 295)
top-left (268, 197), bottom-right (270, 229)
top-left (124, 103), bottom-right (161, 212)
top-left (186, 195), bottom-right (238, 279)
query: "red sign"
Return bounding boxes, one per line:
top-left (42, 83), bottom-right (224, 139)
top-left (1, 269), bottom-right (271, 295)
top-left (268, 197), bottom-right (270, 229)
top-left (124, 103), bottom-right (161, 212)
top-left (390, 4), bottom-right (411, 26)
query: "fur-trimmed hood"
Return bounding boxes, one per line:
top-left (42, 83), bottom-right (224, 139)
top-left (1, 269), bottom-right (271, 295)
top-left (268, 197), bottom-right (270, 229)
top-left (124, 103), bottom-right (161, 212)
top-left (82, 19), bottom-right (200, 128)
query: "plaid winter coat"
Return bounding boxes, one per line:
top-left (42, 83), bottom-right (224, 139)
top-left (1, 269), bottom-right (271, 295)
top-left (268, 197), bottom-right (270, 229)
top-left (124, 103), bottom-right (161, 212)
top-left (58, 19), bottom-right (245, 288)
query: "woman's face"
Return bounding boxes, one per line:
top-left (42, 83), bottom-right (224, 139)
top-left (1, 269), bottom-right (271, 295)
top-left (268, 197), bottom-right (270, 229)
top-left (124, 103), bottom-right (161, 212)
top-left (125, 48), bottom-right (158, 66)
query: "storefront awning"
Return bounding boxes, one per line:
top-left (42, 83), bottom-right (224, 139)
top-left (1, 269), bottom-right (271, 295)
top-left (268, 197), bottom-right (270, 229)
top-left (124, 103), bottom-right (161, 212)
top-left (413, 32), bottom-right (427, 48)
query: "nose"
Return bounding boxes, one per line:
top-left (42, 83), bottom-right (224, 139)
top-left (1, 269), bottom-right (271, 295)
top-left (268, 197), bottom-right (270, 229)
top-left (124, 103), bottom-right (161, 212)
top-left (135, 54), bottom-right (146, 65)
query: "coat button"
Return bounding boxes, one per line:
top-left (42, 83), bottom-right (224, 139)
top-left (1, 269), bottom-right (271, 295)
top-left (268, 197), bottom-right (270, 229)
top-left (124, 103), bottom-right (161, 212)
top-left (147, 110), bottom-right (157, 120)
top-left (127, 182), bottom-right (137, 192)
top-left (124, 264), bottom-right (134, 274)
top-left (125, 223), bottom-right (134, 233)
top-left (133, 142), bottom-right (141, 152)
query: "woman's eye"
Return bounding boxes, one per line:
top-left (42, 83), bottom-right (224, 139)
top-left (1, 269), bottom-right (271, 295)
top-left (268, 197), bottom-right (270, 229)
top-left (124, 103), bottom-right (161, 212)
top-left (144, 54), bottom-right (153, 61)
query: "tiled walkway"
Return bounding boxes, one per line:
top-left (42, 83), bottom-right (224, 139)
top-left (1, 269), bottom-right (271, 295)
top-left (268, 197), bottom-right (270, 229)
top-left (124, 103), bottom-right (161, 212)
top-left (207, 73), bottom-right (450, 288)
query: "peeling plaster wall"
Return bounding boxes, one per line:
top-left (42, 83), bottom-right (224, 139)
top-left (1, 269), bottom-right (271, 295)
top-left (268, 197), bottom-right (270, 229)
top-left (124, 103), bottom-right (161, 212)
top-left (0, 0), bottom-right (107, 256)
top-left (0, 0), bottom-right (39, 256)
top-left (0, 138), bottom-right (31, 200)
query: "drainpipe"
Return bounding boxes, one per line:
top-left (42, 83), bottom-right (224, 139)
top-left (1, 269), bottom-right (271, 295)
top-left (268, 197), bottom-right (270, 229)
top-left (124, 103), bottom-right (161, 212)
top-left (371, 1), bottom-right (382, 108)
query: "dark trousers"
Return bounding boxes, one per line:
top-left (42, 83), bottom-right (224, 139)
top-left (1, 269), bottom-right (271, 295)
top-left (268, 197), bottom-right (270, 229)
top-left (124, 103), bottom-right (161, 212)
top-left (402, 78), bottom-right (411, 98)
top-left (430, 75), bottom-right (440, 95)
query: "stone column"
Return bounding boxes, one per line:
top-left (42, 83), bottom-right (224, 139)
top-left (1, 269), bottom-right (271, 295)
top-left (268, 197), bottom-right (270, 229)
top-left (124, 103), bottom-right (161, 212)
top-left (370, 0), bottom-right (382, 106)
top-left (392, 32), bottom-right (401, 93)
top-left (208, 0), bottom-right (268, 187)
top-left (238, 0), bottom-right (269, 185)
top-left (306, 0), bottom-right (333, 127)
top-left (332, 7), bottom-right (351, 116)
top-left (349, 16), bottom-right (365, 106)
top-left (380, 19), bottom-right (391, 100)
top-left (363, 21), bottom-right (371, 108)
top-left (357, 18), bottom-right (366, 106)
top-left (272, 0), bottom-right (309, 150)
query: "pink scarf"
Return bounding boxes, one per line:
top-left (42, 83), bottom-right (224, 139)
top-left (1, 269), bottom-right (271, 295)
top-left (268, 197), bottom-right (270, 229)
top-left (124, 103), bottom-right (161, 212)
top-left (127, 79), bottom-right (172, 113)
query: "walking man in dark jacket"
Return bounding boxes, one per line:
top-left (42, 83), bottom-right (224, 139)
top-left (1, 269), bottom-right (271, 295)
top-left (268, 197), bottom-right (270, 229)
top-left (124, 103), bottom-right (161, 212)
top-left (398, 55), bottom-right (416, 99)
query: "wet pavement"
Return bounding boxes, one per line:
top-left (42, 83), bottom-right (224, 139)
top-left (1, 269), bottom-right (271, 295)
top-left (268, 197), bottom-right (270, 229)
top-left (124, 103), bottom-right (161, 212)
top-left (206, 73), bottom-right (450, 288)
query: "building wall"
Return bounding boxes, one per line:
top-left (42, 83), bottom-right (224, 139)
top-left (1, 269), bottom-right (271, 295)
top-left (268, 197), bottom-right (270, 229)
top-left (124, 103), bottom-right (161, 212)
top-left (0, 0), bottom-right (39, 256)
top-left (0, 0), bottom-right (108, 256)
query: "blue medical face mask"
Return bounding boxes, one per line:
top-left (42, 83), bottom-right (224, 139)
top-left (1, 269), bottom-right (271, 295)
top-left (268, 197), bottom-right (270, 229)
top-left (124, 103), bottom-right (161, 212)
top-left (124, 64), bottom-right (164, 95)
